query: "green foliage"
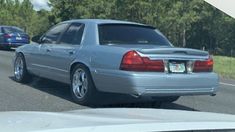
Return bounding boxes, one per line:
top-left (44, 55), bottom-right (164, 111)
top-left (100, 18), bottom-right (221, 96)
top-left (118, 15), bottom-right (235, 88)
top-left (0, 0), bottom-right (50, 36)
top-left (49, 0), bottom-right (235, 56)
top-left (214, 56), bottom-right (235, 79)
top-left (49, 0), bottom-right (115, 23)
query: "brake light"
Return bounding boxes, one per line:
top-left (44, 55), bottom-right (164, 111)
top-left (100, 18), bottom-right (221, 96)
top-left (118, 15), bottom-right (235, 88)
top-left (120, 50), bottom-right (164, 72)
top-left (193, 57), bottom-right (213, 72)
top-left (4, 34), bottom-right (12, 38)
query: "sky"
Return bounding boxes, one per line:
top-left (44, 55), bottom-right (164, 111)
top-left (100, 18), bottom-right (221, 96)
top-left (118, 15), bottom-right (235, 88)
top-left (30, 0), bottom-right (51, 11)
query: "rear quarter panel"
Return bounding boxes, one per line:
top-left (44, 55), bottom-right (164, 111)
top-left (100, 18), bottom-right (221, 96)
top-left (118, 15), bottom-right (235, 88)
top-left (90, 45), bottom-right (128, 70)
top-left (71, 45), bottom-right (128, 75)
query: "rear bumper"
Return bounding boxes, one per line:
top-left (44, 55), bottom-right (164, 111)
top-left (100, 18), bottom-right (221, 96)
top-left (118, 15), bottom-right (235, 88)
top-left (0, 43), bottom-right (29, 48)
top-left (92, 69), bottom-right (219, 97)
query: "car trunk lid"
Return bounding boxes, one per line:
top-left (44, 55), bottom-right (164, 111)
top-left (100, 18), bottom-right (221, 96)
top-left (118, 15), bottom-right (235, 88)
top-left (107, 44), bottom-right (209, 59)
top-left (137, 47), bottom-right (209, 60)
top-left (138, 47), bottom-right (208, 56)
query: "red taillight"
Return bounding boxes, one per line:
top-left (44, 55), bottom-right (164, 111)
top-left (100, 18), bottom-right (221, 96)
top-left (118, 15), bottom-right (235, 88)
top-left (120, 51), bottom-right (164, 72)
top-left (4, 34), bottom-right (12, 38)
top-left (193, 57), bottom-right (213, 72)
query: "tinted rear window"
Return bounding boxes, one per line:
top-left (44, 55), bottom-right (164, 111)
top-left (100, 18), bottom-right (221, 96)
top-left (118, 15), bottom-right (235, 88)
top-left (98, 24), bottom-right (171, 45)
top-left (3, 27), bottom-right (24, 34)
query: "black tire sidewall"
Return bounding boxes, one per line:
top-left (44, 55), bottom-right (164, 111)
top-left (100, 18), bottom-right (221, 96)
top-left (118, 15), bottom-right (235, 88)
top-left (162, 96), bottom-right (180, 103)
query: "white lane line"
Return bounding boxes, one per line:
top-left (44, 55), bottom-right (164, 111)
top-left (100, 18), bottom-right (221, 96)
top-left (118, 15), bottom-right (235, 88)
top-left (220, 82), bottom-right (235, 87)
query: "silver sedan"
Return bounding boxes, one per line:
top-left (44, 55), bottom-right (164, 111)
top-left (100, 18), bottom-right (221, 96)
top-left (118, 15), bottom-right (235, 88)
top-left (13, 19), bottom-right (219, 105)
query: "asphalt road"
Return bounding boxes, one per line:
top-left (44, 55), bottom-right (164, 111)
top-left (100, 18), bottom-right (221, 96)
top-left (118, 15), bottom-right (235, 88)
top-left (1, 49), bottom-right (235, 115)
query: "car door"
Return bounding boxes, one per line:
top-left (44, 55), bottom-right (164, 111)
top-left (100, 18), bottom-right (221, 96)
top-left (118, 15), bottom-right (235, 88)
top-left (29, 23), bottom-right (69, 78)
top-left (43, 23), bottom-right (85, 83)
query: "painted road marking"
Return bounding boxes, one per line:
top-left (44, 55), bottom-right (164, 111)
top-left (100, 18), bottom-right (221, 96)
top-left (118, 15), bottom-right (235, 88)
top-left (220, 82), bottom-right (235, 87)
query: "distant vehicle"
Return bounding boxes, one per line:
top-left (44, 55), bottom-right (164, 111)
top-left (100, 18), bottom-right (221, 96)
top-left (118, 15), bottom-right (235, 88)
top-left (1, 108), bottom-right (235, 132)
top-left (0, 26), bottom-right (30, 49)
top-left (13, 19), bottom-right (219, 105)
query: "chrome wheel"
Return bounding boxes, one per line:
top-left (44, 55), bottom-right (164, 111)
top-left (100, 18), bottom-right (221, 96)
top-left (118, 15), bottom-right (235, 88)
top-left (72, 68), bottom-right (88, 99)
top-left (14, 56), bottom-right (24, 80)
top-left (71, 65), bottom-right (98, 105)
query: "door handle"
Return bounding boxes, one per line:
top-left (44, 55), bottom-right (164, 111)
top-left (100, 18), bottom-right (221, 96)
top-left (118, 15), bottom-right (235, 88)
top-left (69, 51), bottom-right (75, 55)
top-left (46, 49), bottom-right (51, 52)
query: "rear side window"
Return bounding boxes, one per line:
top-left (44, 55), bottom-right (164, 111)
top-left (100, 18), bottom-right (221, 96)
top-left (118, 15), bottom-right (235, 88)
top-left (98, 24), bottom-right (171, 46)
top-left (59, 23), bottom-right (85, 45)
top-left (3, 27), bottom-right (24, 34)
top-left (42, 23), bottom-right (69, 44)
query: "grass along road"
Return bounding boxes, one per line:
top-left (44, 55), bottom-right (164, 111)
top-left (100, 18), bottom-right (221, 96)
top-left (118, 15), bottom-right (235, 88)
top-left (214, 56), bottom-right (235, 80)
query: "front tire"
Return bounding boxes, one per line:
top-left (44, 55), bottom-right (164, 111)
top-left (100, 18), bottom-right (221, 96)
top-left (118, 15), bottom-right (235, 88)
top-left (14, 53), bottom-right (31, 83)
top-left (71, 64), bottom-right (98, 105)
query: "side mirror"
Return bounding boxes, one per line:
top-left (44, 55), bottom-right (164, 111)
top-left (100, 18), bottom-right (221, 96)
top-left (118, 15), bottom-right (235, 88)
top-left (31, 35), bottom-right (42, 43)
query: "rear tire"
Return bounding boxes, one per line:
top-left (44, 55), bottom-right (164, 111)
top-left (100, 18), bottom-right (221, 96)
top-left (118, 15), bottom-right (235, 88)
top-left (152, 96), bottom-right (180, 104)
top-left (14, 53), bottom-right (31, 83)
top-left (162, 96), bottom-right (180, 103)
top-left (70, 64), bottom-right (98, 105)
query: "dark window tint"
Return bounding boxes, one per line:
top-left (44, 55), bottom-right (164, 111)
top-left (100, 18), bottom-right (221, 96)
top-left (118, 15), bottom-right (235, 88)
top-left (98, 24), bottom-right (171, 46)
top-left (59, 23), bottom-right (84, 45)
top-left (42, 23), bottom-right (68, 44)
top-left (3, 27), bottom-right (24, 34)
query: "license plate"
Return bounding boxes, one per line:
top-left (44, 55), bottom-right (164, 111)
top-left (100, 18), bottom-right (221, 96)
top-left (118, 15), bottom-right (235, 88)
top-left (16, 37), bottom-right (22, 40)
top-left (169, 62), bottom-right (186, 73)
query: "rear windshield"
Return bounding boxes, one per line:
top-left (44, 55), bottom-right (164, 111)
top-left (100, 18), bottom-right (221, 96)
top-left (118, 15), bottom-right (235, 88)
top-left (3, 27), bottom-right (24, 34)
top-left (98, 24), bottom-right (171, 45)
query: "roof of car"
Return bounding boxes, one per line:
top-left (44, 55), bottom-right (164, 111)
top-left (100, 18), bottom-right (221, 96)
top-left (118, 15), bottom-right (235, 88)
top-left (62, 19), bottom-right (145, 25)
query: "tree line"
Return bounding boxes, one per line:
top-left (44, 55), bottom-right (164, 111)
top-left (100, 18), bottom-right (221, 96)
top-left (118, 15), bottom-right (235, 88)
top-left (0, 0), bottom-right (235, 56)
